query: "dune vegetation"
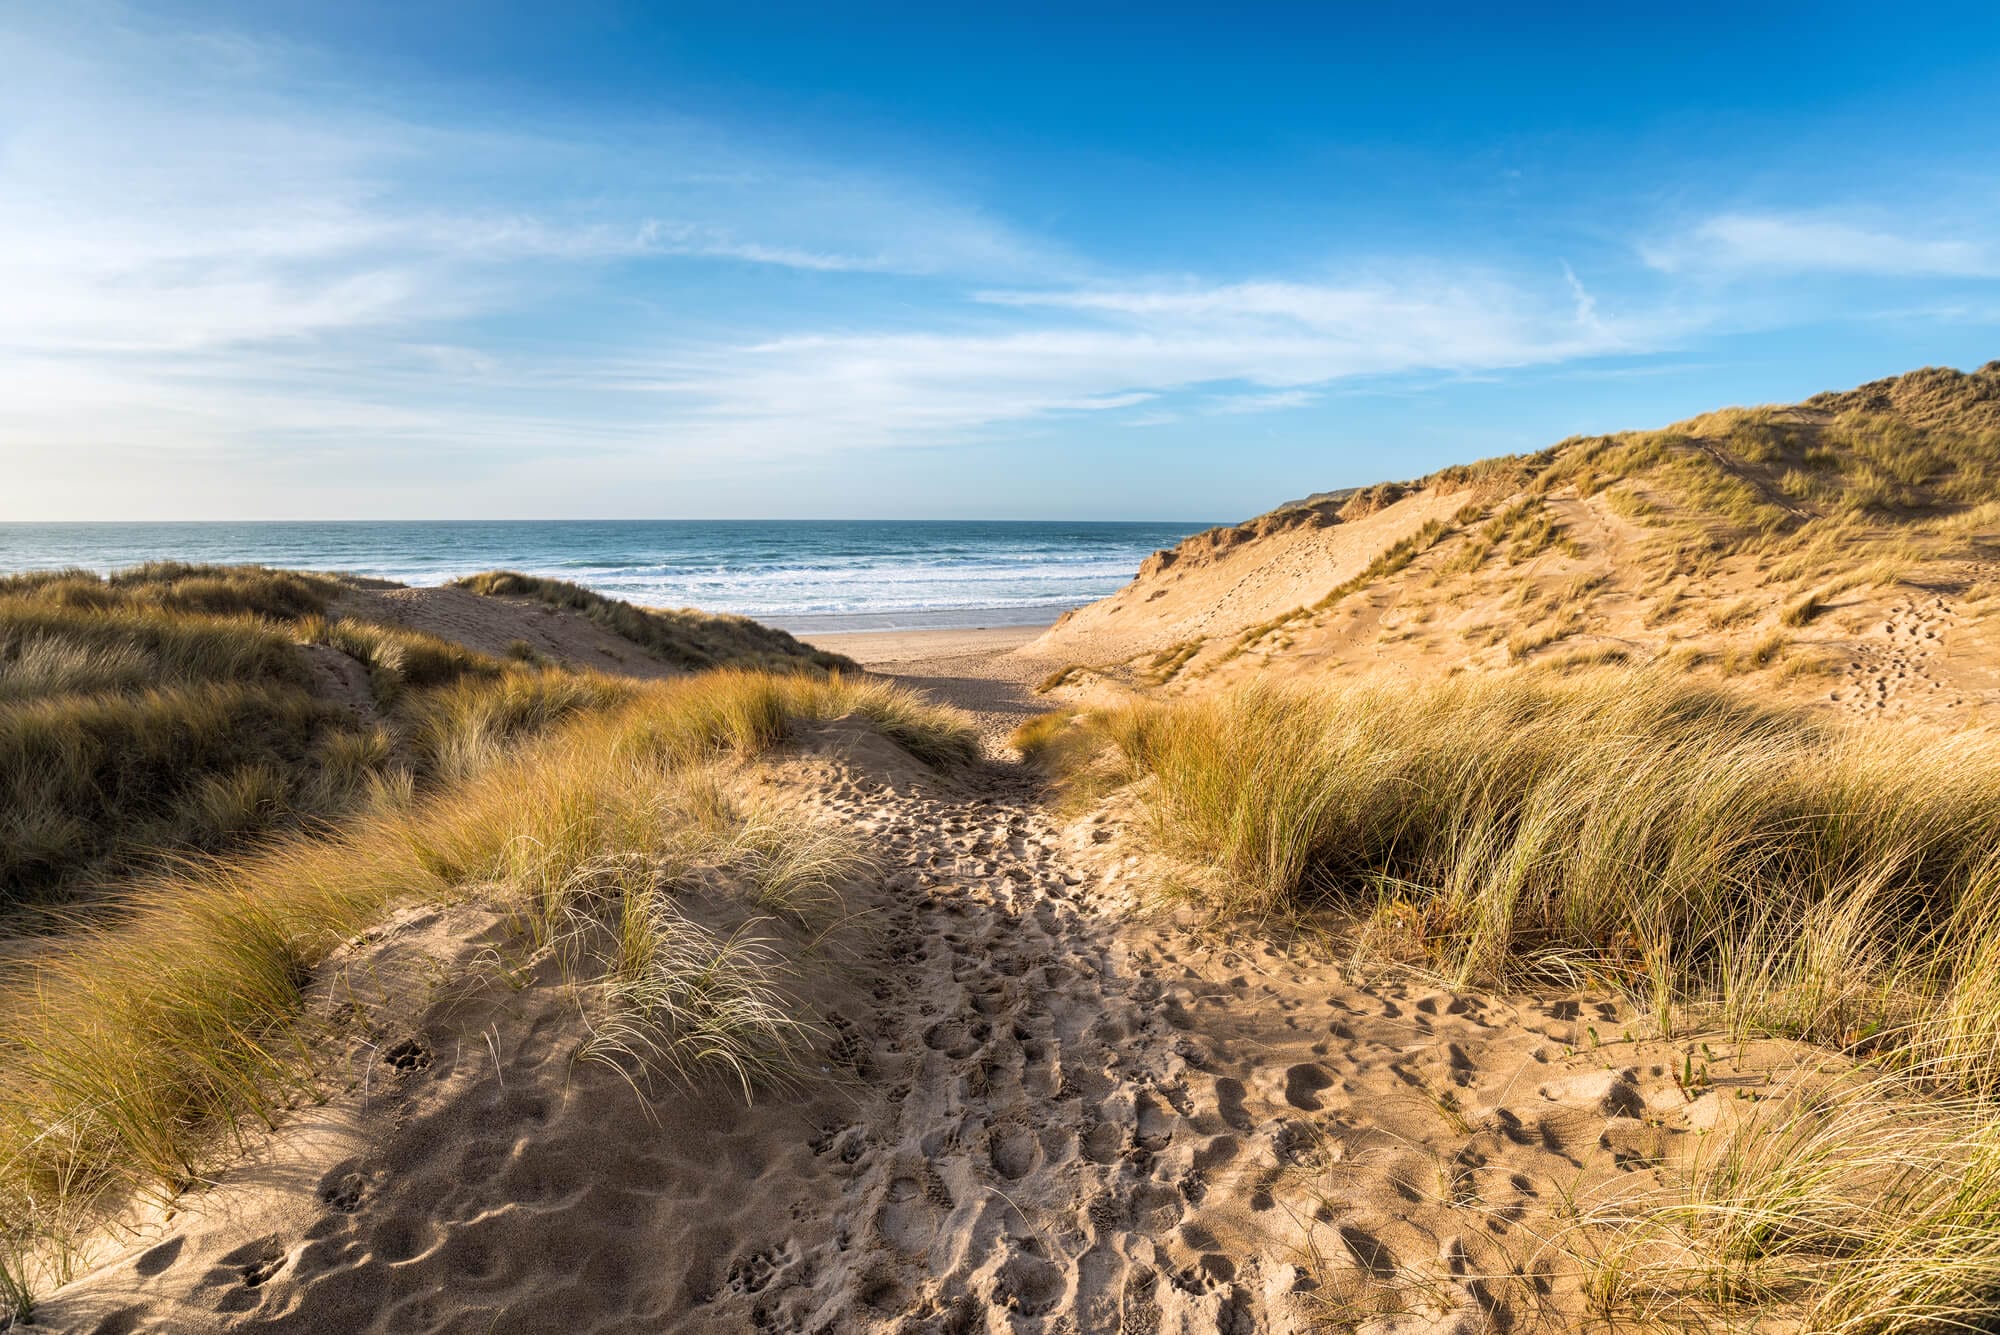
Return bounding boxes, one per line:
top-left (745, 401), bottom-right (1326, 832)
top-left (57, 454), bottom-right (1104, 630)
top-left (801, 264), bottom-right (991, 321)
top-left (1046, 363), bottom-right (2000, 698)
top-left (1019, 668), bottom-right (2000, 1330)
top-left (0, 563), bottom-right (855, 913)
top-left (450, 570), bottom-right (857, 674)
top-left (1024, 672), bottom-right (2000, 1050)
top-left (0, 561), bottom-right (977, 1307)
top-left (16, 368), bottom-right (2000, 1329)
top-left (0, 666), bottom-right (977, 1305)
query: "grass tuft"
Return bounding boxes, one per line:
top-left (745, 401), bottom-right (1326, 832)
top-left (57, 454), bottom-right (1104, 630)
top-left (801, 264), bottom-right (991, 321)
top-left (0, 565), bottom-right (885, 910)
top-left (1037, 664), bottom-right (1088, 692)
top-left (1782, 591), bottom-right (1827, 627)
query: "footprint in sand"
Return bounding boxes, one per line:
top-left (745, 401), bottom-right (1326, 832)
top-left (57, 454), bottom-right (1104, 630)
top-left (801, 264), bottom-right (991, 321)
top-left (988, 1122), bottom-right (1041, 1179)
top-left (1080, 1120), bottom-right (1124, 1164)
top-left (1283, 1061), bottom-right (1335, 1109)
top-left (1213, 1075), bottom-right (1255, 1130)
top-left (995, 1251), bottom-right (1066, 1315)
top-left (317, 1166), bottom-right (367, 1214)
top-left (875, 1176), bottom-right (940, 1253)
top-left (1133, 1090), bottom-right (1177, 1151)
top-left (133, 1237), bottom-right (184, 1278)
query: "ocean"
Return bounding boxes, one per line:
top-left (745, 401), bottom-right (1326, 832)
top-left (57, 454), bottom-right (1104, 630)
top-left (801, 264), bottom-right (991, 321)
top-left (0, 520), bottom-right (1215, 632)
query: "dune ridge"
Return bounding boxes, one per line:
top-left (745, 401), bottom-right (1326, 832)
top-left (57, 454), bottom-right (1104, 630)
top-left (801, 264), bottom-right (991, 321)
top-left (1032, 361), bottom-right (2000, 723)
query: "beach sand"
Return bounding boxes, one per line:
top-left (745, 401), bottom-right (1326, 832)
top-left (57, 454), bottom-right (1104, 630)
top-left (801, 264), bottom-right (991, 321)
top-left (805, 623), bottom-right (1056, 748)
top-left (805, 624), bottom-right (1048, 668)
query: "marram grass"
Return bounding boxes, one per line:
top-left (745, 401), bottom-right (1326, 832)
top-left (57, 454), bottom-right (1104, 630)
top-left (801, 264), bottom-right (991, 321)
top-left (0, 668), bottom-right (974, 1299)
top-left (0, 562), bottom-right (878, 908)
top-left (1020, 666), bottom-right (2000, 1331)
top-left (1028, 669), bottom-right (2000, 1042)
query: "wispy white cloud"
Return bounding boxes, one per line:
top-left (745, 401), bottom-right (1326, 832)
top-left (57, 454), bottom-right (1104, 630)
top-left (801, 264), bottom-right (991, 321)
top-left (1643, 212), bottom-right (1999, 278)
top-left (0, 6), bottom-right (1647, 489)
top-left (0, 4), bottom-right (1094, 513)
top-left (1208, 389), bottom-right (1319, 415)
top-left (22, 7), bottom-right (1983, 520)
top-left (1560, 261), bottom-right (1601, 329)
top-left (636, 272), bottom-right (1640, 453)
top-left (0, 7), bottom-right (1063, 364)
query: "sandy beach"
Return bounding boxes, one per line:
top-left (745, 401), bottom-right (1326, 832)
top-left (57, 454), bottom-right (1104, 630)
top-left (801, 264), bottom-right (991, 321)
top-left (805, 623), bottom-right (1056, 745)
top-left (803, 624), bottom-right (1048, 665)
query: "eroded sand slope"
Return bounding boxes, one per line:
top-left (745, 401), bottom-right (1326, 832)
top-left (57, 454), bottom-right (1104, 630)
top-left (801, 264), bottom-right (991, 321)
top-left (1026, 363), bottom-right (2000, 727)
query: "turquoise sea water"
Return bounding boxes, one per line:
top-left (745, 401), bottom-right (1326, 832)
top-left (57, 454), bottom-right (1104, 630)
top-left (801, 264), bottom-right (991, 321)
top-left (0, 520), bottom-right (1214, 632)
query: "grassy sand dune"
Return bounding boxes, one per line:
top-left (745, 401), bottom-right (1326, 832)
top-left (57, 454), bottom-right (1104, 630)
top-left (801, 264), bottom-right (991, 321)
top-left (17, 365), bottom-right (2000, 1333)
top-left (0, 564), bottom-right (845, 912)
top-left (0, 668), bottom-right (975, 1310)
top-left (448, 570), bottom-right (857, 674)
top-left (1030, 362), bottom-right (2000, 720)
top-left (1018, 669), bottom-right (2000, 1329)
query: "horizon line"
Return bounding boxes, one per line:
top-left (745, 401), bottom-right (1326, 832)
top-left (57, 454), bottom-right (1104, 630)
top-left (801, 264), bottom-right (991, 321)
top-left (0, 515), bottom-right (1225, 527)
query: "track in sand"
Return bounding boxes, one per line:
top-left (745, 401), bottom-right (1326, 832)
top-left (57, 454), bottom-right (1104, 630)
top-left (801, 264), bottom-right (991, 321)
top-left (41, 654), bottom-right (1708, 1334)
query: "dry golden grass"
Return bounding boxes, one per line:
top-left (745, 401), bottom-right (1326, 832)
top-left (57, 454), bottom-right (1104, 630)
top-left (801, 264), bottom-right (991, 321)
top-left (1705, 596), bottom-right (1761, 630)
top-left (0, 564), bottom-right (342, 622)
top-left (1022, 660), bottom-right (2000, 1328)
top-left (1718, 628), bottom-right (1790, 675)
top-left (1505, 609), bottom-right (1584, 661)
top-left (0, 677), bottom-right (360, 903)
top-left (0, 669), bottom-right (973, 1298)
top-left (1143, 638), bottom-right (1203, 685)
top-left (0, 565), bottom-right (859, 911)
top-left (1570, 1072), bottom-right (2000, 1333)
top-left (1035, 670), bottom-right (2000, 1062)
top-left (1035, 664), bottom-right (1087, 693)
top-left (0, 592), bottom-right (523, 907)
top-left (303, 615), bottom-right (502, 701)
top-left (1781, 590), bottom-right (1826, 627)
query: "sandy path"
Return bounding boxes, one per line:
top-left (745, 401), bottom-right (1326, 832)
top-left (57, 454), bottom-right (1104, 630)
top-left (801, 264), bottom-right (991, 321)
top-left (43, 642), bottom-right (1708, 1334)
top-left (755, 764), bottom-right (1642, 1333)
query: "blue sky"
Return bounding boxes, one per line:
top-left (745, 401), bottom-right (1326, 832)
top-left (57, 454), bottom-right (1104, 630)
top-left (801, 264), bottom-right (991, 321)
top-left (4, 2), bottom-right (1999, 521)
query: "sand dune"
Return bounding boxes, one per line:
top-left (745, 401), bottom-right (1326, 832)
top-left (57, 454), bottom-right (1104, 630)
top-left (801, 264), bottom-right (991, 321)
top-left (39, 703), bottom-right (1798, 1334)
top-left (1029, 363), bottom-right (2000, 728)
